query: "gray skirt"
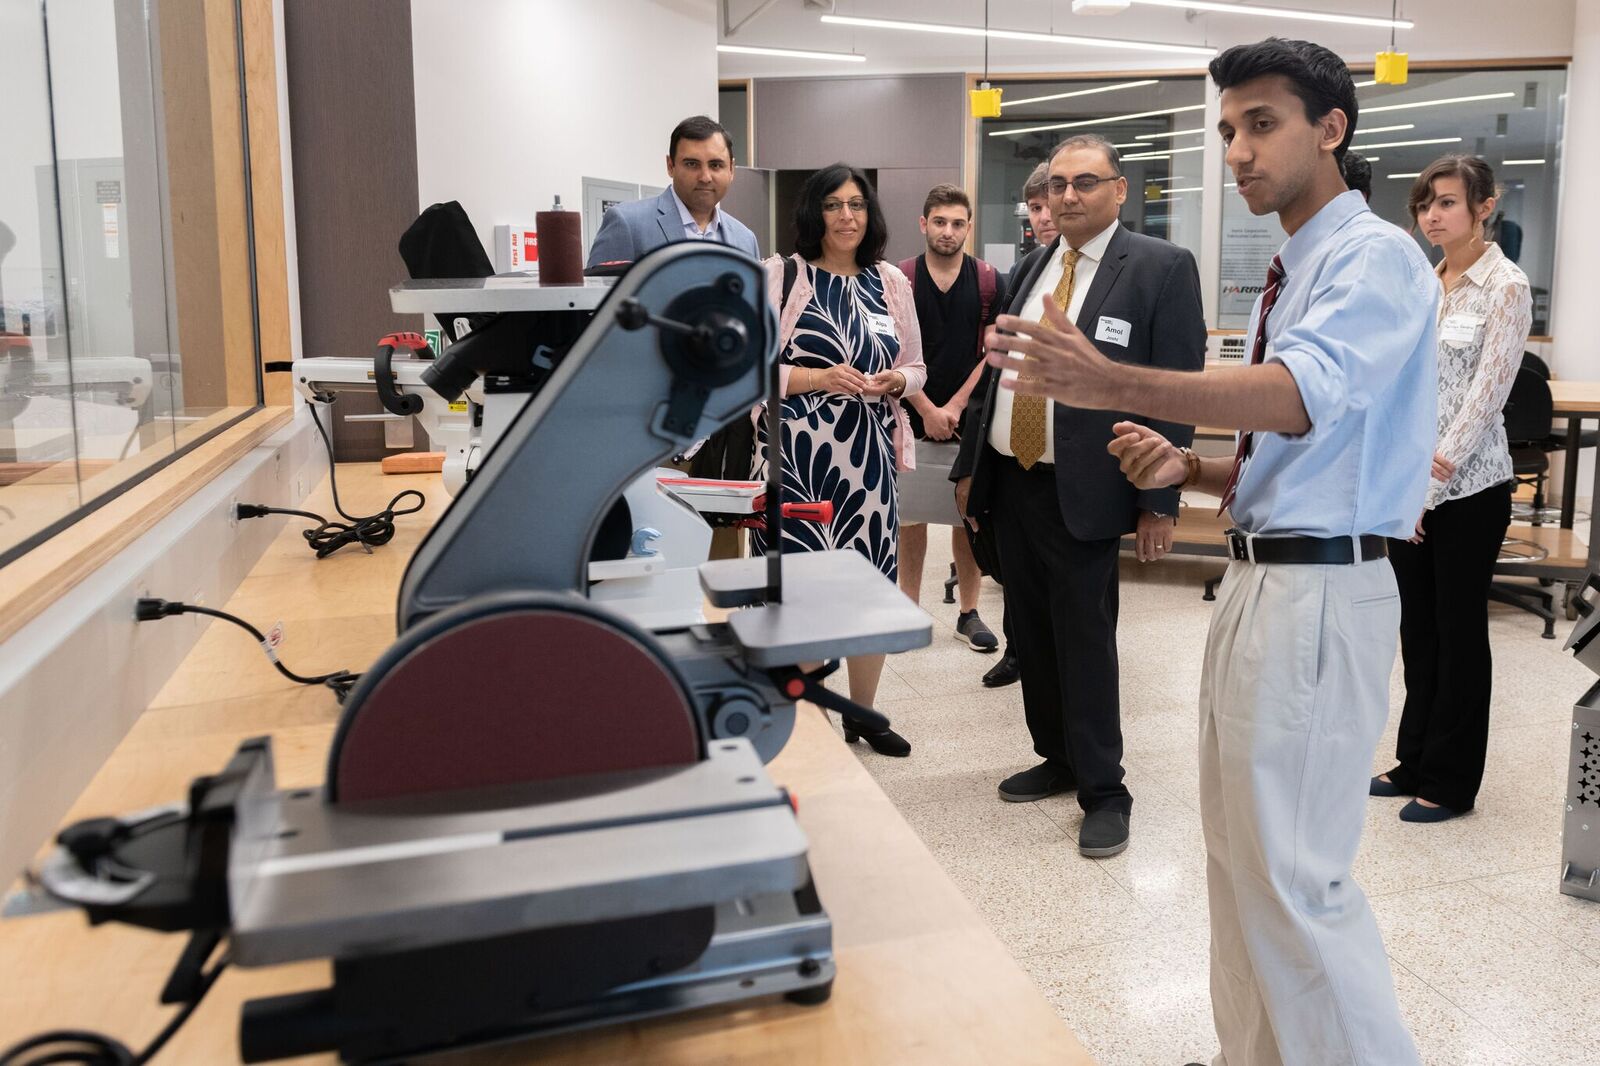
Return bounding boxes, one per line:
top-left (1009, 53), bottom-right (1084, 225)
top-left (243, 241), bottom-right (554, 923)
top-left (898, 439), bottom-right (963, 526)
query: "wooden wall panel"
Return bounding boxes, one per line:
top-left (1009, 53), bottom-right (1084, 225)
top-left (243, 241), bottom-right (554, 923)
top-left (242, 0), bottom-right (292, 406)
top-left (284, 0), bottom-right (421, 460)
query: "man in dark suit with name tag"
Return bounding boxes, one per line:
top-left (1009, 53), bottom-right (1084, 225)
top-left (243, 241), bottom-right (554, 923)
top-left (952, 133), bottom-right (1206, 857)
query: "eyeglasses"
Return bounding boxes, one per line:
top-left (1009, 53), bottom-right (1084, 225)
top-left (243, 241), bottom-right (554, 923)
top-left (822, 198), bottom-right (869, 214)
top-left (1046, 175), bottom-right (1121, 196)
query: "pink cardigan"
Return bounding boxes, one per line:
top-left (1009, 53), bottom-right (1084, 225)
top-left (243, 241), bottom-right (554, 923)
top-left (758, 253), bottom-right (928, 472)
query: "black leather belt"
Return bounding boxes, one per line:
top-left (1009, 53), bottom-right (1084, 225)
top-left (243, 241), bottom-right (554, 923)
top-left (1225, 528), bottom-right (1388, 565)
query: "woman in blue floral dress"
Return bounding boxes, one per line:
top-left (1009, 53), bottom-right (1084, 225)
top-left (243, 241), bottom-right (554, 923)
top-left (752, 163), bottom-right (927, 755)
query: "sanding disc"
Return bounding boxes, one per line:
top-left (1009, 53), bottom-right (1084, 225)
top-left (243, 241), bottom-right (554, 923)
top-left (329, 593), bottom-right (700, 803)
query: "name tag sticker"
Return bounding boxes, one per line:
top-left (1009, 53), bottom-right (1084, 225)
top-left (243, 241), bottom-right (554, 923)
top-left (1439, 312), bottom-right (1484, 345)
top-left (1095, 316), bottom-right (1132, 347)
top-left (866, 311), bottom-right (898, 337)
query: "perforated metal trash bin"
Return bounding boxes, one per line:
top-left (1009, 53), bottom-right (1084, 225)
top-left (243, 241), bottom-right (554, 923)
top-left (1564, 686), bottom-right (1600, 902)
top-left (1560, 576), bottom-right (1600, 902)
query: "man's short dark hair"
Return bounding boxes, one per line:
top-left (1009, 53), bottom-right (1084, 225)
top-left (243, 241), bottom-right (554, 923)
top-left (1023, 161), bottom-right (1051, 202)
top-left (922, 183), bottom-right (971, 218)
top-left (1209, 38), bottom-right (1359, 162)
top-left (669, 115), bottom-right (734, 161)
top-left (1342, 151), bottom-right (1373, 200)
top-left (793, 163), bottom-right (888, 268)
top-left (1049, 134), bottom-right (1123, 177)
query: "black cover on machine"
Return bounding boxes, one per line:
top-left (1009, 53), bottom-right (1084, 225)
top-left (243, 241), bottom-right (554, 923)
top-left (398, 200), bottom-right (496, 342)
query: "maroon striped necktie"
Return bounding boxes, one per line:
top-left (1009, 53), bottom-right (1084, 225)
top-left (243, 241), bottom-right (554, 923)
top-left (1218, 255), bottom-right (1286, 516)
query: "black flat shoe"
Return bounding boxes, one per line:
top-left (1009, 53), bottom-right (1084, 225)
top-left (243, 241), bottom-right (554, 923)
top-left (1399, 799), bottom-right (1466, 823)
top-left (1369, 775), bottom-right (1411, 797)
top-left (843, 722), bottom-right (912, 757)
top-left (982, 653), bottom-right (1020, 688)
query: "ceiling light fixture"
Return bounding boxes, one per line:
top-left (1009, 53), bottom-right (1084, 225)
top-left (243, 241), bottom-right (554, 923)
top-left (819, 14), bottom-right (1217, 57)
top-left (1502, 158), bottom-right (1546, 165)
top-left (716, 44), bottom-right (865, 62)
top-left (992, 103), bottom-right (1208, 137)
top-left (1354, 78), bottom-right (1379, 88)
top-left (1355, 123), bottom-right (1416, 135)
top-left (1387, 172), bottom-right (1423, 179)
top-left (1350, 136), bottom-right (1462, 150)
top-left (1124, 0), bottom-right (1412, 29)
top-left (1362, 91), bottom-right (1516, 114)
top-left (1123, 144), bottom-right (1208, 159)
top-left (1003, 79), bottom-right (1160, 108)
top-left (1135, 128), bottom-right (1207, 140)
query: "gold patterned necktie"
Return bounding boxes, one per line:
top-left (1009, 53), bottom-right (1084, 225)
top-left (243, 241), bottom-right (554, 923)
top-left (1009, 247), bottom-right (1081, 469)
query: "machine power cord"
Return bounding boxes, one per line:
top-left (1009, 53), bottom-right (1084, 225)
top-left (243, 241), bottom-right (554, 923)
top-left (135, 598), bottom-right (360, 701)
top-left (237, 401), bottom-right (424, 558)
top-left (0, 950), bottom-right (231, 1065)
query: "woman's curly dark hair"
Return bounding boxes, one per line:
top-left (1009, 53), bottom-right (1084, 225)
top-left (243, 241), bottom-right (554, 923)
top-left (793, 163), bottom-right (887, 268)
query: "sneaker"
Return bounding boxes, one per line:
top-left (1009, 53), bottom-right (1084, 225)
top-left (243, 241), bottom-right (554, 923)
top-left (998, 761), bottom-right (1077, 802)
top-left (982, 653), bottom-right (1020, 687)
top-left (1078, 809), bottom-right (1130, 858)
top-left (956, 610), bottom-right (999, 653)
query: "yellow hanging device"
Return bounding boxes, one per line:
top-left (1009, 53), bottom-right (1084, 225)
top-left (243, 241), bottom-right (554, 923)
top-left (1375, 51), bottom-right (1409, 85)
top-left (970, 84), bottom-right (1003, 118)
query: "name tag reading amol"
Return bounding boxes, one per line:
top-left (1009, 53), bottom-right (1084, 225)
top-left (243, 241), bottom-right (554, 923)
top-left (1095, 316), bottom-right (1132, 347)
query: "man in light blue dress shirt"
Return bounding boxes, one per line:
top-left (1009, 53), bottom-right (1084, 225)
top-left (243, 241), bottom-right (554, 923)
top-left (984, 39), bottom-right (1434, 1066)
top-left (586, 115), bottom-right (760, 268)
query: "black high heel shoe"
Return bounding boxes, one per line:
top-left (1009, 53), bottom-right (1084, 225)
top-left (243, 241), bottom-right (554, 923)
top-left (843, 721), bottom-right (912, 757)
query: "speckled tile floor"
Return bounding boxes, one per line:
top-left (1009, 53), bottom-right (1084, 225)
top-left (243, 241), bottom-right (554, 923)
top-left (844, 530), bottom-right (1600, 1066)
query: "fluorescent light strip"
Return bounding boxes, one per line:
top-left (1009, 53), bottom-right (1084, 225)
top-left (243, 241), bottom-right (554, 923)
top-left (1362, 92), bottom-right (1516, 114)
top-left (1128, 0), bottom-right (1413, 29)
top-left (1354, 79), bottom-right (1379, 88)
top-left (819, 14), bottom-right (1216, 57)
top-left (1123, 144), bottom-right (1208, 160)
top-left (1112, 142), bottom-right (1146, 149)
top-left (1003, 79), bottom-right (1159, 108)
top-left (1144, 196), bottom-right (1184, 205)
top-left (1356, 123), bottom-right (1415, 135)
top-left (1388, 172), bottom-right (1423, 179)
top-left (716, 44), bottom-right (864, 62)
top-left (1350, 136), bottom-right (1462, 150)
top-left (1135, 128), bottom-right (1207, 141)
top-left (993, 103), bottom-right (1207, 138)
top-left (1502, 158), bottom-right (1546, 165)
top-left (1166, 186), bottom-right (1204, 193)
top-left (1364, 156), bottom-right (1381, 162)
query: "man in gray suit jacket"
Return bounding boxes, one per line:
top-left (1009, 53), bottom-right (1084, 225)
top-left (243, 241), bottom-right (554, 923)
top-left (586, 115), bottom-right (760, 268)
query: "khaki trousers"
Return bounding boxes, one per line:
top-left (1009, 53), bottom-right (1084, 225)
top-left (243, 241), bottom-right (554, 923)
top-left (1201, 558), bottom-right (1420, 1066)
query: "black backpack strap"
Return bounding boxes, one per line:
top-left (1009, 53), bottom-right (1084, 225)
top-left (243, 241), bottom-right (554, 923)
top-left (781, 254), bottom-right (799, 312)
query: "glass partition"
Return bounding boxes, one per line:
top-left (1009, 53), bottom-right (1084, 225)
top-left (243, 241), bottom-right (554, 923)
top-left (0, 0), bottom-right (262, 566)
top-left (976, 75), bottom-right (1208, 274)
top-left (1217, 65), bottom-right (1566, 330)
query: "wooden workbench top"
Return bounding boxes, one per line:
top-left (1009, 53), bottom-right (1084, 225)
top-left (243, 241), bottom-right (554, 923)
top-left (0, 464), bottom-right (1092, 1066)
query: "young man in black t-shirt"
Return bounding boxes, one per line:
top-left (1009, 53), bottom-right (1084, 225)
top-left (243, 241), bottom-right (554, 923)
top-left (898, 185), bottom-right (1007, 652)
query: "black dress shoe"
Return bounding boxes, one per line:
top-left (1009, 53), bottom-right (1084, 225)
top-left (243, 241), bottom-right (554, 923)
top-left (998, 761), bottom-right (1076, 802)
top-left (843, 722), bottom-right (912, 757)
top-left (1078, 810), bottom-right (1130, 858)
top-left (1369, 775), bottom-right (1411, 797)
top-left (982, 653), bottom-right (1020, 688)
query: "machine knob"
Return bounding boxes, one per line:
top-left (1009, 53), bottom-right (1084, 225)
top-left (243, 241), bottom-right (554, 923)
top-left (711, 694), bottom-right (764, 739)
top-left (630, 527), bottom-right (662, 557)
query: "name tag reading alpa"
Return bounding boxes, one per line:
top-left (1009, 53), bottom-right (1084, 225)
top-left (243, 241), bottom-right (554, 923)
top-left (865, 311), bottom-right (898, 338)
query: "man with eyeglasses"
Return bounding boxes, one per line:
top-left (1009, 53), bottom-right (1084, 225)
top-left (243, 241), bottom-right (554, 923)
top-left (952, 133), bottom-right (1206, 858)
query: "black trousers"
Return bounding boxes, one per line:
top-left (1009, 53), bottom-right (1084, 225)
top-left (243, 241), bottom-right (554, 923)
top-left (1386, 480), bottom-right (1512, 811)
top-left (990, 459), bottom-right (1131, 814)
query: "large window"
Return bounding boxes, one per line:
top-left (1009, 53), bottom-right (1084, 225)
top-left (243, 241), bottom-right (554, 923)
top-left (0, 0), bottom-right (263, 566)
top-left (976, 75), bottom-right (1208, 273)
top-left (1217, 65), bottom-right (1566, 330)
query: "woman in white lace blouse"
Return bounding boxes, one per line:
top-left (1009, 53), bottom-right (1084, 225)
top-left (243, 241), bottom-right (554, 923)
top-left (1372, 156), bottom-right (1532, 823)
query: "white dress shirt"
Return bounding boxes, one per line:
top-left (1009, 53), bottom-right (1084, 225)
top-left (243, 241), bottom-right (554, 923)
top-left (669, 186), bottom-right (725, 241)
top-left (989, 219), bottom-right (1119, 465)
